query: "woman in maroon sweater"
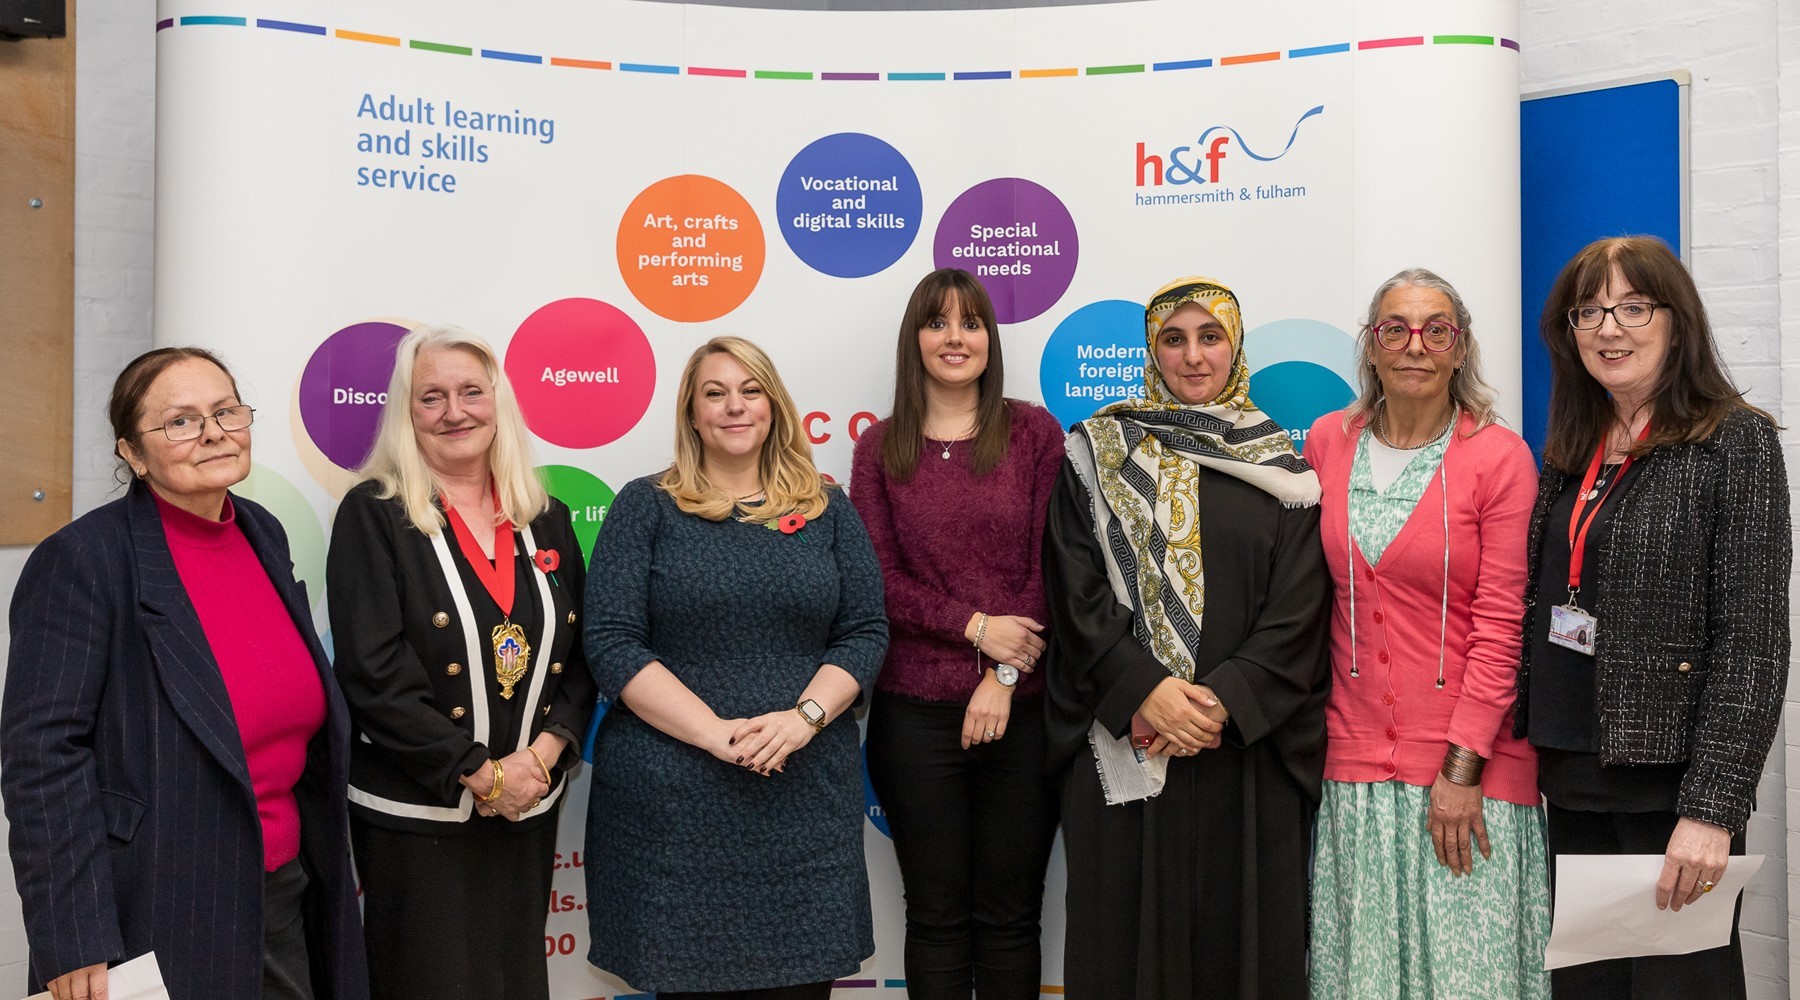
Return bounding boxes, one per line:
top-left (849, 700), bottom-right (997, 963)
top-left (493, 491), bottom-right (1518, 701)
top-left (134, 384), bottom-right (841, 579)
top-left (852, 268), bottom-right (1065, 999)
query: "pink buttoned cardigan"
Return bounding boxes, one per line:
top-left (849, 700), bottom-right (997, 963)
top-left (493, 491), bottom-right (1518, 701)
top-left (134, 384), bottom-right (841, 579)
top-left (1303, 410), bottom-right (1541, 805)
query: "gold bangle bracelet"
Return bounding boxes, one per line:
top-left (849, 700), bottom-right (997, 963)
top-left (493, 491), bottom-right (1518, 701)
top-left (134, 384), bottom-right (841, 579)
top-left (479, 759), bottom-right (505, 804)
top-left (526, 746), bottom-right (554, 784)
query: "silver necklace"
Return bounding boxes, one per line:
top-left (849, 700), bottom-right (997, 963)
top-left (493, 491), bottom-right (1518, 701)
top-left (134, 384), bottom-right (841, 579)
top-left (1373, 402), bottom-right (1455, 451)
top-left (924, 423), bottom-right (975, 460)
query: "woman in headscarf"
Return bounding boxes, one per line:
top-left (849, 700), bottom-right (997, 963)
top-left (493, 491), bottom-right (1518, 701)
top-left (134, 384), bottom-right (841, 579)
top-left (1044, 276), bottom-right (1330, 1000)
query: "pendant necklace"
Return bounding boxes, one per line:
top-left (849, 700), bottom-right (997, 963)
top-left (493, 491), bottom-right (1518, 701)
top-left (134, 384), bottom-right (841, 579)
top-left (443, 487), bottom-right (532, 700)
top-left (1586, 463), bottom-right (1622, 502)
top-left (925, 420), bottom-right (975, 460)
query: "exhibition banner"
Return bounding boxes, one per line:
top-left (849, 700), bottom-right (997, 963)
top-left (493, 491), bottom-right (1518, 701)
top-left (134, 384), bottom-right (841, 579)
top-left (153, 2), bottom-right (1520, 994)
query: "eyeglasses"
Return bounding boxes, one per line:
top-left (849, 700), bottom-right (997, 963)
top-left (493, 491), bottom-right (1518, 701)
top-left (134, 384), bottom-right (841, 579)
top-left (1370, 320), bottom-right (1461, 353)
top-left (137, 404), bottom-right (256, 442)
top-left (1567, 302), bottom-right (1667, 330)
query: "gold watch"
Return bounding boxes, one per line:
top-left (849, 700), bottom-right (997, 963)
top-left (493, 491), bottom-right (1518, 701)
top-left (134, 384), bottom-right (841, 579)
top-left (795, 698), bottom-right (827, 732)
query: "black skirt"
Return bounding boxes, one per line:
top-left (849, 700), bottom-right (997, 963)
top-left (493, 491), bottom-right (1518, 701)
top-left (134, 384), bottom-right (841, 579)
top-left (352, 812), bottom-right (560, 1000)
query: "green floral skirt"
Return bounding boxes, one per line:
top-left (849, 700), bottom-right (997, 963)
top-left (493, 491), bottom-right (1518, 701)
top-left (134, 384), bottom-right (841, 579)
top-left (1310, 779), bottom-right (1552, 999)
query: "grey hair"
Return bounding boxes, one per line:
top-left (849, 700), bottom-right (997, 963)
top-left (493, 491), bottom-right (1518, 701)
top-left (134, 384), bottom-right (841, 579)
top-left (1343, 267), bottom-right (1499, 432)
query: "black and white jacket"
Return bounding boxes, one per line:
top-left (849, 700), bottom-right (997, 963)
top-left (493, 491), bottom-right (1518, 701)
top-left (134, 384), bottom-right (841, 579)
top-left (327, 481), bottom-right (595, 835)
top-left (1515, 406), bottom-right (1791, 833)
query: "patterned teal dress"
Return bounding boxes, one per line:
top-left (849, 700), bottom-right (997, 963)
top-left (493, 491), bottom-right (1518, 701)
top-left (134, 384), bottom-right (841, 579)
top-left (1309, 425), bottom-right (1551, 1000)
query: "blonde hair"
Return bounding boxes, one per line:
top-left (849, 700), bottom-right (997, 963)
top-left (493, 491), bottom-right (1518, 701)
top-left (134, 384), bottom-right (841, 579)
top-left (358, 324), bottom-right (548, 534)
top-left (661, 336), bottom-right (830, 524)
top-left (1344, 268), bottom-right (1500, 433)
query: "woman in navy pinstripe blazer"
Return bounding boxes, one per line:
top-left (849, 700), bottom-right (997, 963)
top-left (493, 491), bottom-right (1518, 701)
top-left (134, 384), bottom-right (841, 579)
top-left (1, 349), bottom-right (367, 1000)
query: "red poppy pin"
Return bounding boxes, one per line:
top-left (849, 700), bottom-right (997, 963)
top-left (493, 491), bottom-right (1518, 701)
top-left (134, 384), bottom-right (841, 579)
top-left (533, 548), bottom-right (561, 585)
top-left (767, 513), bottom-right (807, 536)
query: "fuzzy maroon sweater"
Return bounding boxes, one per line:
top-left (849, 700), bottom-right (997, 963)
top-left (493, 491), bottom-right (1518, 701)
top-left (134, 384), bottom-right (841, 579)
top-left (849, 401), bottom-right (1066, 702)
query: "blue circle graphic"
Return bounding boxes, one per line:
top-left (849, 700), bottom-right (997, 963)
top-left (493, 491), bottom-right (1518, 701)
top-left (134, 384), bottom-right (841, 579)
top-left (1038, 298), bottom-right (1146, 430)
top-left (777, 133), bottom-right (922, 279)
top-left (1248, 361), bottom-right (1355, 447)
top-left (862, 743), bottom-right (891, 838)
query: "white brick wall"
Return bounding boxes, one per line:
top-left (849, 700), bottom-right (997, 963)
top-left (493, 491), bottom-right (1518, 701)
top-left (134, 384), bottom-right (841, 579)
top-left (0, 0), bottom-right (158, 991)
top-left (1522, 0), bottom-right (1793, 995)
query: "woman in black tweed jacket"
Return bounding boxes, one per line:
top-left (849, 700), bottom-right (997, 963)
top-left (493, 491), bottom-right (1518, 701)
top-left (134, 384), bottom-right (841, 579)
top-left (1518, 236), bottom-right (1789, 998)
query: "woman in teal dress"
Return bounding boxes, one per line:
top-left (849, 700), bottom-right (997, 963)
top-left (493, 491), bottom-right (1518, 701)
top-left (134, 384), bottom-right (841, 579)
top-left (1303, 268), bottom-right (1550, 998)
top-left (582, 336), bottom-right (888, 998)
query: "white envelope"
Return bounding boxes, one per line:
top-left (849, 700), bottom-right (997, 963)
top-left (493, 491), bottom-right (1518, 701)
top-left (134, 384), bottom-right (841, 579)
top-left (23, 952), bottom-right (167, 1000)
top-left (1545, 854), bottom-right (1765, 970)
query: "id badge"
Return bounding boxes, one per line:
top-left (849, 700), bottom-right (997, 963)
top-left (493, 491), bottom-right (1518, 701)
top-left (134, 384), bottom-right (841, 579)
top-left (1548, 603), bottom-right (1598, 656)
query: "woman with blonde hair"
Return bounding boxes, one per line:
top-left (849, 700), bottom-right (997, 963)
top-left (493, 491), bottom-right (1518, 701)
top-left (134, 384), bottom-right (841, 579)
top-left (583, 336), bottom-right (888, 999)
top-left (327, 324), bottom-right (594, 1000)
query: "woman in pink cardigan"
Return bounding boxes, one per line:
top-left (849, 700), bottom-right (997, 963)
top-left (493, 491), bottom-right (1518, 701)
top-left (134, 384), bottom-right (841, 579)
top-left (1303, 269), bottom-right (1550, 999)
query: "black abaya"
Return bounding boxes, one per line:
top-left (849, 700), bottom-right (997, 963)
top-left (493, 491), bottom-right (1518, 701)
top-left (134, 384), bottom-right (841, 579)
top-left (1043, 462), bottom-right (1330, 1000)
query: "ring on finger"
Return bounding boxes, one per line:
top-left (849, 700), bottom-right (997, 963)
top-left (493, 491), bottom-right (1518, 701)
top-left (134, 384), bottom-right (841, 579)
top-left (1701, 880), bottom-right (1717, 893)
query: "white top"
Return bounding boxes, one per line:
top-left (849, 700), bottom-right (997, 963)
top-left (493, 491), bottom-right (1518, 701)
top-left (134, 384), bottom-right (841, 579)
top-left (1365, 435), bottom-right (1414, 492)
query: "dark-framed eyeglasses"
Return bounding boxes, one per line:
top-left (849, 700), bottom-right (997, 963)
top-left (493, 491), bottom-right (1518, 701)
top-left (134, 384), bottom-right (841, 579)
top-left (1369, 320), bottom-right (1461, 353)
top-left (137, 404), bottom-right (256, 442)
top-left (1567, 302), bottom-right (1667, 330)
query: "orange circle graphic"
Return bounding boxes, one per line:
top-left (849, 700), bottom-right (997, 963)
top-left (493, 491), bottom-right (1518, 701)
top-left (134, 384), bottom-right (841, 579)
top-left (616, 174), bottom-right (765, 323)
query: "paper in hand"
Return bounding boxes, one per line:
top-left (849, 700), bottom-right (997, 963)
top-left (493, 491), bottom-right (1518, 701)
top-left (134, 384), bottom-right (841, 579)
top-left (1544, 854), bottom-right (1764, 970)
top-left (23, 952), bottom-right (168, 1000)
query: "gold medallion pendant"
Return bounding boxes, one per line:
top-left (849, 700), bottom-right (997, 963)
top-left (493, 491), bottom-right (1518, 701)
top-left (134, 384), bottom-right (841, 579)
top-left (492, 621), bottom-right (531, 699)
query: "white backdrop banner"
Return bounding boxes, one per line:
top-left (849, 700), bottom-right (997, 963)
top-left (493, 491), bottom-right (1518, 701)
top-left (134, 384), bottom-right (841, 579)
top-left (152, 1), bottom-right (1520, 995)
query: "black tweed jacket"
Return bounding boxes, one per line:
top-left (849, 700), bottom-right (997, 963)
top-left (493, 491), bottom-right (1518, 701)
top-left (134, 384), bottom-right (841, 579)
top-left (1514, 407), bottom-right (1790, 832)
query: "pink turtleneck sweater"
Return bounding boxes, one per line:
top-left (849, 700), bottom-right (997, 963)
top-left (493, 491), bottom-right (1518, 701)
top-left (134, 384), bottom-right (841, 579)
top-left (155, 490), bottom-right (325, 870)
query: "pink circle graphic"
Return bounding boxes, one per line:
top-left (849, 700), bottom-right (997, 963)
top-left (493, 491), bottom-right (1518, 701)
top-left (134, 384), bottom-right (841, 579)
top-left (298, 321), bottom-right (410, 470)
top-left (505, 298), bottom-right (656, 449)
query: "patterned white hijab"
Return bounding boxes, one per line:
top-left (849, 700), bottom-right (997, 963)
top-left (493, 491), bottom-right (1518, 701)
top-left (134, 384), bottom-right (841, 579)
top-left (1066, 275), bottom-right (1320, 803)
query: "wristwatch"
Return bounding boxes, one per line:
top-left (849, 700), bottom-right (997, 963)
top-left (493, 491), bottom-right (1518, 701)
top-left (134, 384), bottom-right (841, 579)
top-left (795, 698), bottom-right (827, 732)
top-left (993, 664), bottom-right (1020, 688)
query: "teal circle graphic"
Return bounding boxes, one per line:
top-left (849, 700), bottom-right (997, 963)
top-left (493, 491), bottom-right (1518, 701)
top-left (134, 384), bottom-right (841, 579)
top-left (1248, 361), bottom-right (1355, 447)
top-left (1246, 317), bottom-right (1361, 387)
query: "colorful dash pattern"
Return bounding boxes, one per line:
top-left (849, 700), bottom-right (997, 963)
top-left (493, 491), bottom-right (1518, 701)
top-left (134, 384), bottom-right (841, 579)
top-left (156, 15), bottom-right (1518, 77)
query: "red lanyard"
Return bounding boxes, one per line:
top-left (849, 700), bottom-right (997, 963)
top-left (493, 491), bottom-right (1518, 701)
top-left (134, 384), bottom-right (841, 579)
top-left (1566, 422), bottom-right (1651, 592)
top-left (443, 485), bottom-right (515, 619)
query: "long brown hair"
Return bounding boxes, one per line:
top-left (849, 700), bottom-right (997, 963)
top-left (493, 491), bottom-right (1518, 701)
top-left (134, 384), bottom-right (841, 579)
top-left (882, 268), bottom-right (1012, 480)
top-left (1539, 236), bottom-right (1770, 473)
top-left (660, 336), bottom-right (829, 524)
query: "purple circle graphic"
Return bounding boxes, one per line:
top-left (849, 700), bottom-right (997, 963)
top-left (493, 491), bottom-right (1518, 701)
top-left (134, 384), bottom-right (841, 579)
top-left (298, 321), bottom-right (409, 469)
top-left (932, 177), bottom-right (1079, 324)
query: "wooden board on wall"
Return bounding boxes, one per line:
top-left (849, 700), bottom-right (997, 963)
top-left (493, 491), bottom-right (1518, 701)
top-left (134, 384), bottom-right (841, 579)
top-left (0, 0), bottom-right (75, 543)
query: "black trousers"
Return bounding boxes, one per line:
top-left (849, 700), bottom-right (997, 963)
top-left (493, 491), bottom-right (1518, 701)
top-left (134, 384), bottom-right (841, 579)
top-left (864, 691), bottom-right (1060, 1000)
top-left (264, 858), bottom-right (315, 1000)
top-left (1546, 803), bottom-right (1747, 1000)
